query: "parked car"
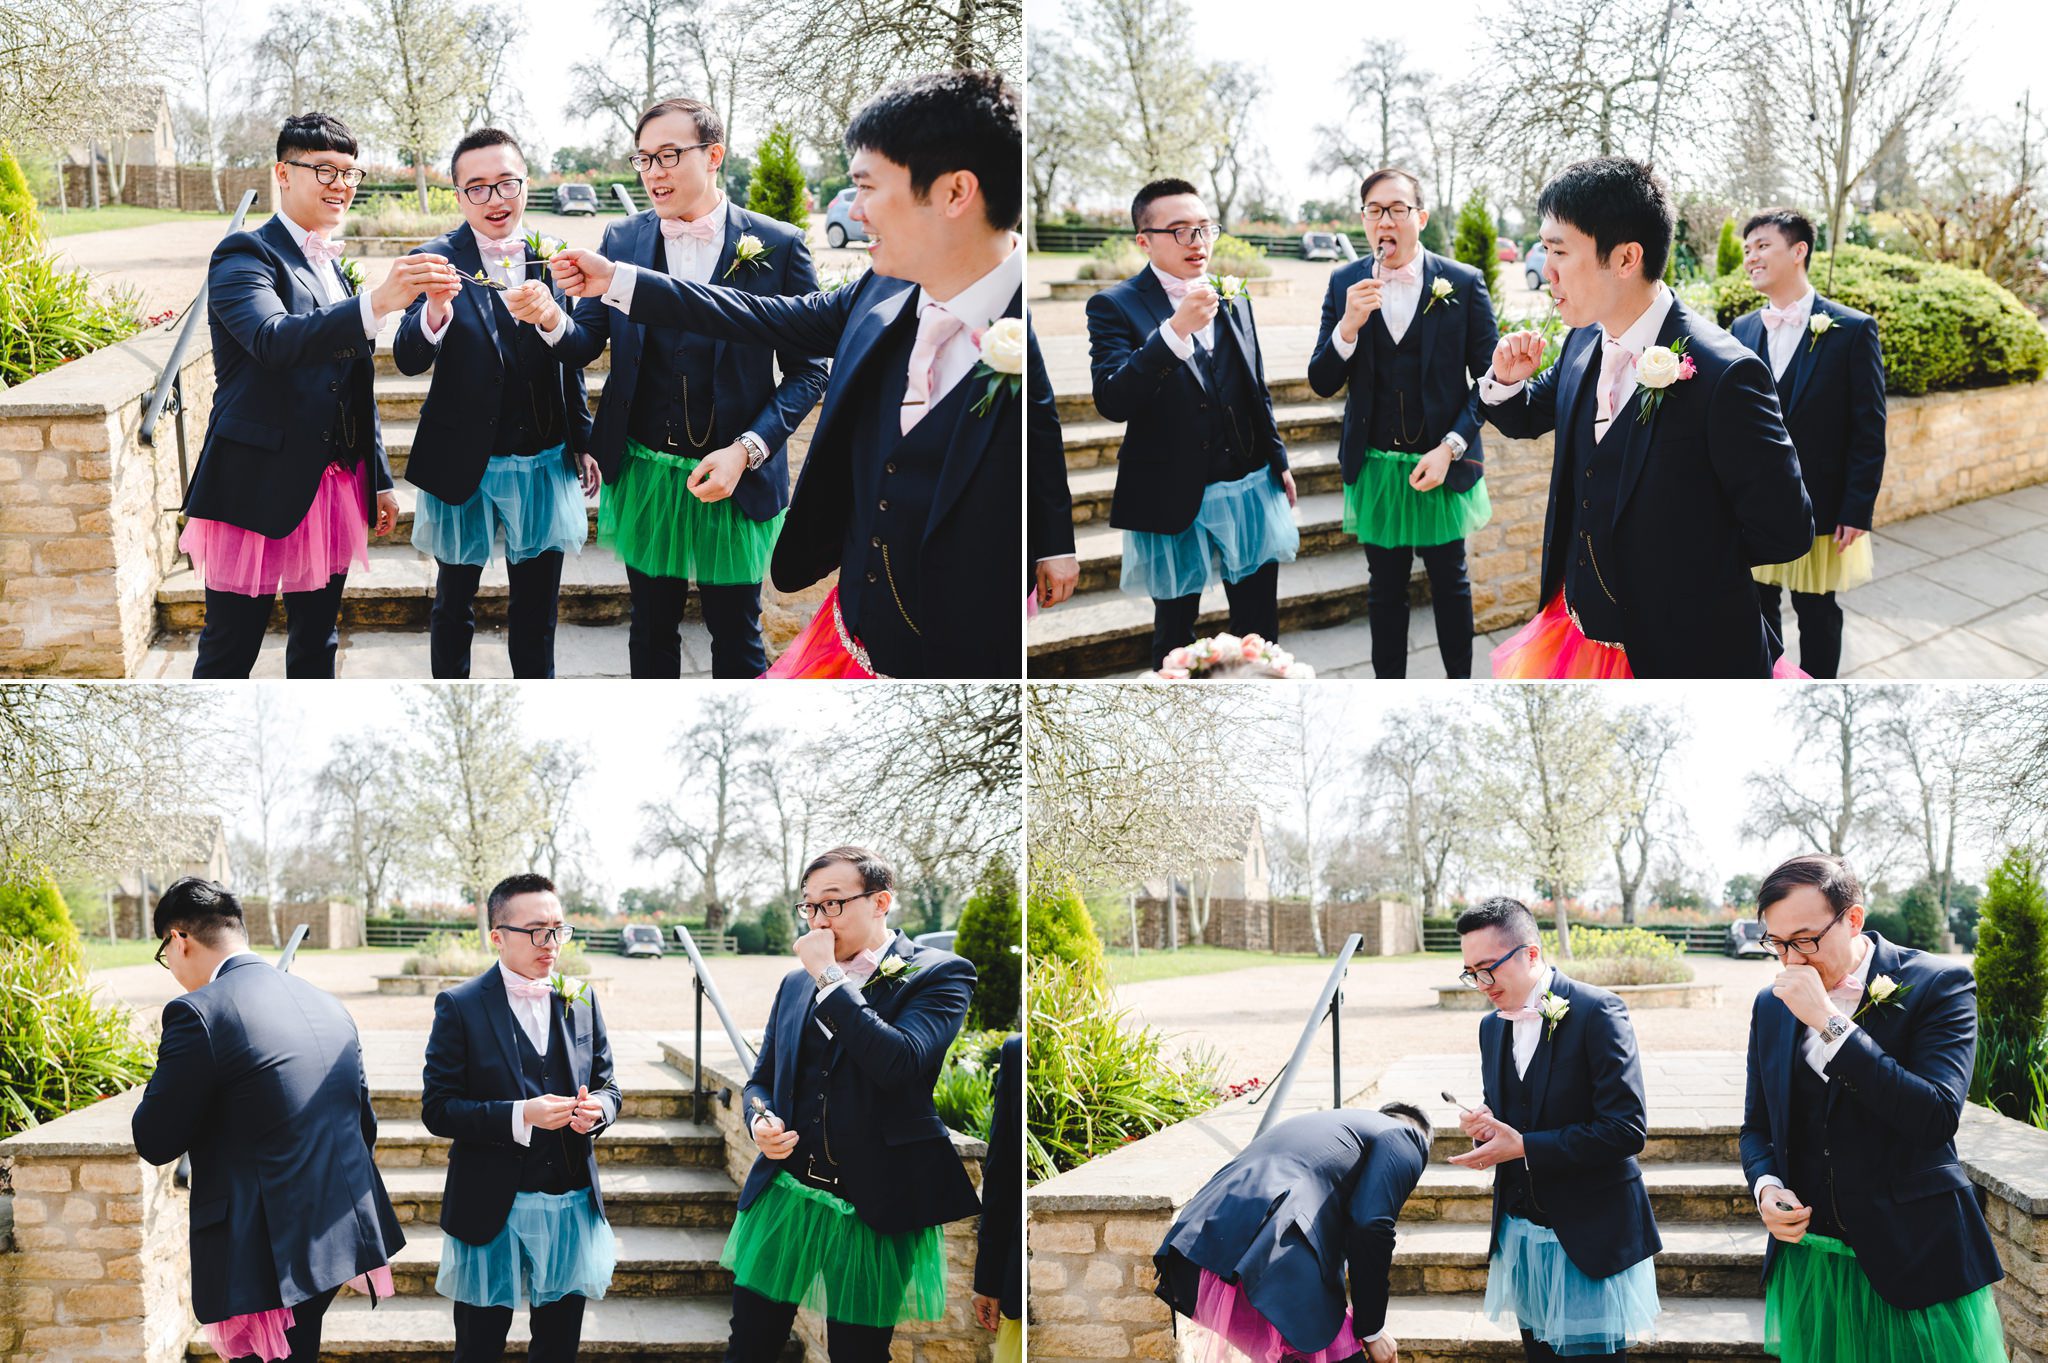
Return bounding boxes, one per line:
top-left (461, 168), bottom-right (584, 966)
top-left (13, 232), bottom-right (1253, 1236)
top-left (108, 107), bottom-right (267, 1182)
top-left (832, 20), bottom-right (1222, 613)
top-left (913, 930), bottom-right (957, 953)
top-left (1725, 919), bottom-right (1775, 959)
top-left (1523, 240), bottom-right (1549, 290)
top-left (1496, 236), bottom-right (1520, 263)
top-left (824, 187), bottom-right (870, 248)
top-left (618, 923), bottom-right (665, 958)
top-left (553, 182), bottom-right (598, 216)
top-left (1301, 231), bottom-right (1358, 262)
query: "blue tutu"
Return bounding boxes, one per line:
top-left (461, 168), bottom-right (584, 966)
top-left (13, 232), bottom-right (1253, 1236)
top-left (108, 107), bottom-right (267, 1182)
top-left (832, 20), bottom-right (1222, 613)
top-left (436, 1189), bottom-right (617, 1310)
top-left (412, 446), bottom-right (588, 567)
top-left (1120, 467), bottom-right (1299, 600)
top-left (1483, 1215), bottom-right (1661, 1356)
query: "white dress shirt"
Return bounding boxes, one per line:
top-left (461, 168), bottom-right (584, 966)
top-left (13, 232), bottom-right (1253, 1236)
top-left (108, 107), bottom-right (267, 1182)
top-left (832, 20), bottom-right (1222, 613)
top-left (1761, 287), bottom-right (1817, 380)
top-left (903, 235), bottom-right (1025, 409)
top-left (1482, 284), bottom-right (1675, 446)
top-left (1508, 964), bottom-right (1558, 1080)
top-left (500, 961), bottom-right (614, 1146)
top-left (1329, 251), bottom-right (1425, 358)
top-left (1752, 935), bottom-right (1871, 1204)
top-left (276, 210), bottom-right (379, 342)
top-left (1152, 264), bottom-right (1218, 383)
top-left (420, 217), bottom-right (570, 348)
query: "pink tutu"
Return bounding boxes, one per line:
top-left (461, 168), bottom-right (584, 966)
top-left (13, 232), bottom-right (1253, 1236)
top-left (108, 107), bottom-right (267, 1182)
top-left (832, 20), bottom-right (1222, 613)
top-left (202, 1266), bottom-right (393, 1362)
top-left (1190, 1267), bottom-right (1361, 1363)
top-left (180, 461), bottom-right (370, 598)
top-left (1491, 595), bottom-right (1808, 679)
top-left (761, 587), bottom-right (884, 678)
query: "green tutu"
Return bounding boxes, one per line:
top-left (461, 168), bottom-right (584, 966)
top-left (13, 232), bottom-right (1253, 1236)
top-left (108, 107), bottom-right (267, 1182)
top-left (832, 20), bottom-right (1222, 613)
top-left (598, 439), bottom-right (784, 584)
top-left (1764, 1233), bottom-right (2005, 1363)
top-left (1342, 448), bottom-right (1492, 548)
top-left (1753, 533), bottom-right (1874, 595)
top-left (720, 1172), bottom-right (945, 1328)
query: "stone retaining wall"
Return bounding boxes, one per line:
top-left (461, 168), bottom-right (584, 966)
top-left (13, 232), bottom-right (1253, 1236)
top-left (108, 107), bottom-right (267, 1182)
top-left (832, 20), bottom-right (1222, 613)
top-left (59, 166), bottom-right (272, 214)
top-left (1434, 980), bottom-right (1722, 1010)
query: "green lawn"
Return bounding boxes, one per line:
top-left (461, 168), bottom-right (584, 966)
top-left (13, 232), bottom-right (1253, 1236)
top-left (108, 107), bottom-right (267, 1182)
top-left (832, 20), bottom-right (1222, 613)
top-left (1105, 944), bottom-right (1438, 985)
top-left (81, 940), bottom-right (410, 971)
top-left (40, 205), bottom-right (268, 238)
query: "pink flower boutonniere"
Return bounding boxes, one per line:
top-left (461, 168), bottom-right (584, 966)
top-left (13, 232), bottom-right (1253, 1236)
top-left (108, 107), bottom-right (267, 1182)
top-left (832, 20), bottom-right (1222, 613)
top-left (1632, 338), bottom-right (1695, 424)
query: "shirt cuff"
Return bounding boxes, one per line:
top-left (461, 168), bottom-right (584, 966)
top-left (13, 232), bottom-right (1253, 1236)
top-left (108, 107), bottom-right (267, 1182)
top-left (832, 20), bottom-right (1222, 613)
top-left (1332, 327), bottom-right (1358, 361)
top-left (539, 307), bottom-right (570, 346)
top-left (1157, 319), bottom-right (1194, 361)
top-left (814, 979), bottom-right (847, 1005)
top-left (602, 262), bottom-right (639, 314)
top-left (738, 431), bottom-right (769, 469)
top-left (1361, 1330), bottom-right (1384, 1344)
top-left (1479, 373), bottom-right (1524, 404)
top-left (1754, 1174), bottom-right (1787, 1204)
top-left (600, 1092), bottom-right (617, 1128)
top-left (421, 303), bottom-right (453, 346)
top-left (511, 1099), bottom-right (532, 1147)
top-left (1816, 1018), bottom-right (1858, 1070)
top-left (358, 291), bottom-right (379, 341)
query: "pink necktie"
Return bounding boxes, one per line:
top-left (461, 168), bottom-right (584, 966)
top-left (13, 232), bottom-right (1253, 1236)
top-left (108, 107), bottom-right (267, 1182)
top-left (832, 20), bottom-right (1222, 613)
top-left (1378, 258), bottom-right (1421, 286)
top-left (1599, 336), bottom-right (1639, 425)
top-left (1762, 304), bottom-right (1802, 332)
top-left (662, 215), bottom-right (719, 244)
top-left (300, 232), bottom-right (343, 268)
top-left (901, 304), bottom-right (964, 434)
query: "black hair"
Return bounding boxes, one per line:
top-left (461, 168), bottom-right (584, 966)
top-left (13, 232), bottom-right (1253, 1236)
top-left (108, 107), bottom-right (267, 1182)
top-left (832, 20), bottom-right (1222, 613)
top-left (1536, 156), bottom-right (1675, 282)
top-left (636, 97), bottom-right (724, 149)
top-left (450, 127), bottom-right (524, 183)
top-left (801, 845), bottom-right (895, 895)
top-left (487, 872), bottom-right (558, 927)
top-left (1360, 168), bottom-right (1424, 210)
top-left (1756, 853), bottom-right (1862, 919)
top-left (1379, 1100), bottom-right (1434, 1148)
top-left (276, 112), bottom-right (358, 163)
top-left (844, 70), bottom-right (1020, 232)
top-left (1131, 177), bottom-right (1202, 232)
top-left (153, 877), bottom-right (246, 946)
top-left (1741, 207), bottom-right (1816, 266)
top-left (1455, 895), bottom-right (1539, 947)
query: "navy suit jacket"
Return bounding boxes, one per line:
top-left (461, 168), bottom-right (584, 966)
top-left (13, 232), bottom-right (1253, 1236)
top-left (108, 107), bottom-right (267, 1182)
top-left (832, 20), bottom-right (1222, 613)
top-left (1731, 295), bottom-right (1887, 535)
top-left (1306, 251), bottom-right (1498, 492)
top-left (420, 967), bottom-right (621, 1246)
top-left (1477, 970), bottom-right (1662, 1281)
top-left (184, 215), bottom-right (392, 537)
top-left (1026, 324), bottom-right (1075, 577)
top-left (1740, 931), bottom-right (2003, 1311)
top-left (390, 222), bottom-right (593, 506)
top-left (610, 266), bottom-right (1029, 678)
top-left (1088, 269), bottom-right (1289, 534)
top-left (553, 207), bottom-right (827, 522)
top-left (974, 1035), bottom-right (1023, 1318)
top-left (1482, 301), bottom-right (1814, 676)
top-left (1154, 1108), bottom-right (1429, 1353)
top-left (739, 932), bottom-right (980, 1235)
top-left (131, 955), bottom-right (404, 1321)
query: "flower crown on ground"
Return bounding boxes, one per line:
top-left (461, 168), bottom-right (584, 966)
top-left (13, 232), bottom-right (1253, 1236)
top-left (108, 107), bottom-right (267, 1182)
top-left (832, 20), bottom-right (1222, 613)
top-left (1154, 632), bottom-right (1315, 680)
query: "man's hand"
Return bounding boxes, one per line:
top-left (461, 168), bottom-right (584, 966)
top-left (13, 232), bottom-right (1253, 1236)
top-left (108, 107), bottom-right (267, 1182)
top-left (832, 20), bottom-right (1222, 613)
top-left (1759, 1185), bottom-right (1812, 1244)
top-left (1772, 960), bottom-right (1838, 1032)
top-left (568, 1084), bottom-right (605, 1134)
top-left (504, 279), bottom-right (563, 330)
top-left (751, 1111), bottom-right (799, 1160)
top-left (1365, 1333), bottom-right (1399, 1363)
top-left (1036, 555), bottom-right (1079, 609)
top-left (577, 452), bottom-right (602, 497)
top-left (1833, 524), bottom-right (1868, 552)
top-left (971, 1294), bottom-right (1001, 1331)
top-left (1489, 331), bottom-right (1546, 387)
top-left (372, 489), bottom-right (399, 537)
top-left (524, 1094), bottom-right (578, 1131)
top-left (795, 927), bottom-right (838, 977)
top-left (549, 248), bottom-right (616, 299)
top-left (1409, 444), bottom-right (1454, 492)
top-left (1337, 277), bottom-right (1384, 345)
top-left (1169, 279), bottom-right (1219, 339)
top-left (687, 443), bottom-right (749, 503)
top-left (1457, 1102), bottom-right (1497, 1143)
top-left (1280, 467), bottom-right (1298, 508)
top-left (371, 253), bottom-right (458, 318)
top-left (1446, 1113), bottom-right (1526, 1171)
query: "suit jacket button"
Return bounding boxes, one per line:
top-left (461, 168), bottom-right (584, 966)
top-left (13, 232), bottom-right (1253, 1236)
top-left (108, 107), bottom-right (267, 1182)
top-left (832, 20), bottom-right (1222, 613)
top-left (870, 536), bottom-right (881, 548)
top-left (328, 381), bottom-right (338, 392)
top-left (885, 462), bottom-right (897, 474)
top-left (878, 499), bottom-right (889, 511)
top-left (1578, 556), bottom-right (1587, 567)
top-left (1582, 499), bottom-right (1591, 509)
top-left (865, 570), bottom-right (878, 583)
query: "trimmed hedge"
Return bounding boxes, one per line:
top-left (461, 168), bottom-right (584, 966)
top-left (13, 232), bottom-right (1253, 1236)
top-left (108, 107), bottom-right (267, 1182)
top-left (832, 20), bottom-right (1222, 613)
top-left (0, 877), bottom-right (78, 953)
top-left (1713, 245), bottom-right (2048, 395)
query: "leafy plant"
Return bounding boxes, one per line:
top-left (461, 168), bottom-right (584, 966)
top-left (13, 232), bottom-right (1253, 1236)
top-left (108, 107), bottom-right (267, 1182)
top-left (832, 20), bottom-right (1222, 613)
top-left (1453, 193), bottom-right (1501, 300)
top-left (0, 213), bottom-right (143, 387)
top-left (1027, 874), bottom-right (1103, 976)
top-left (1209, 233), bottom-right (1272, 279)
top-left (933, 1028), bottom-right (1009, 1141)
top-left (745, 123), bottom-right (810, 231)
top-left (756, 901), bottom-right (794, 956)
top-left (956, 854), bottom-right (1020, 1031)
top-left (1974, 848), bottom-right (2048, 1124)
top-left (0, 148), bottom-right (35, 223)
top-left (1540, 926), bottom-right (1693, 986)
top-left (0, 876), bottom-right (79, 952)
top-left (401, 930), bottom-right (588, 977)
top-left (1075, 234), bottom-right (1145, 281)
top-left (0, 940), bottom-right (157, 1136)
top-left (1716, 216), bottom-right (1743, 278)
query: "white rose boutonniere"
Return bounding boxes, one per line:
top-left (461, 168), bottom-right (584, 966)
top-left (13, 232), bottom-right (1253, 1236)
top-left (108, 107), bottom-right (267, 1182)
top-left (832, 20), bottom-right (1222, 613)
top-left (548, 972), bottom-right (592, 1008)
top-left (969, 316), bottom-right (1026, 418)
top-left (1207, 273), bottom-right (1249, 302)
top-left (1424, 275), bottom-right (1457, 314)
top-left (871, 954), bottom-right (926, 989)
top-left (1537, 990), bottom-right (1571, 1042)
top-left (337, 255), bottom-right (366, 296)
top-left (724, 233), bottom-right (771, 279)
top-left (1807, 313), bottom-right (1835, 353)
top-left (1852, 973), bottom-right (1911, 1021)
top-left (1632, 338), bottom-right (1696, 423)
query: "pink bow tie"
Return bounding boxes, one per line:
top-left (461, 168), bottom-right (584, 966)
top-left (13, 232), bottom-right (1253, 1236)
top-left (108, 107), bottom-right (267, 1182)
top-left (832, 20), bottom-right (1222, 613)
top-left (1159, 272), bottom-right (1198, 302)
top-left (300, 233), bottom-right (343, 268)
top-left (1762, 305), bottom-right (1804, 332)
top-left (1377, 258), bottom-right (1421, 286)
top-left (1828, 979), bottom-right (1864, 1008)
top-left (1495, 1006), bottom-right (1542, 1023)
top-left (506, 973), bottom-right (553, 1001)
top-left (662, 214), bottom-right (719, 244)
top-left (478, 234), bottom-right (525, 266)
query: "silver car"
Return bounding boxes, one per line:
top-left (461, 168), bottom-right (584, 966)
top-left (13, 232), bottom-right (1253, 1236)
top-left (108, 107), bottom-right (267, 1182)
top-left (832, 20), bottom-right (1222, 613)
top-left (824, 187), bottom-right (869, 248)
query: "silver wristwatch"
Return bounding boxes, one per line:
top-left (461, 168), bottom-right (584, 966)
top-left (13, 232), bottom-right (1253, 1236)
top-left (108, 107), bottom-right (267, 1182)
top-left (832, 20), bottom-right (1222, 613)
top-left (1443, 432), bottom-right (1468, 460)
top-left (739, 432), bottom-right (770, 471)
top-left (1820, 1013), bottom-right (1850, 1045)
top-left (814, 963), bottom-right (847, 992)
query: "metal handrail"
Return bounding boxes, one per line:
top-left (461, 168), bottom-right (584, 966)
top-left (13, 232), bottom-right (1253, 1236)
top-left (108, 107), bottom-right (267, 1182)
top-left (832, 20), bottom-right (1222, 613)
top-left (1250, 932), bottom-right (1364, 1138)
top-left (611, 182), bottom-right (638, 214)
top-left (141, 188), bottom-right (256, 449)
top-left (276, 923), bottom-right (310, 972)
top-left (673, 925), bottom-right (758, 1124)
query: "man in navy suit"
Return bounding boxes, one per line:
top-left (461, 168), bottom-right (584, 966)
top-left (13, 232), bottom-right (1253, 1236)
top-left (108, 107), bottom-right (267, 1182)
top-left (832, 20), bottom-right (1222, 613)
top-left (1481, 157), bottom-right (1813, 678)
top-left (422, 873), bottom-right (621, 1363)
top-left (972, 1035), bottom-right (1023, 1361)
top-left (1027, 328), bottom-right (1078, 612)
top-left (1089, 178), bottom-right (1298, 670)
top-left (1732, 210), bottom-right (1887, 678)
top-left (1740, 853), bottom-right (2006, 1362)
top-left (1154, 1105), bottom-right (1433, 1363)
top-left (725, 846), bottom-right (979, 1361)
top-left (1450, 897), bottom-right (1662, 1363)
top-left (1309, 168), bottom-right (1499, 678)
top-left (133, 878), bottom-right (404, 1363)
top-left (549, 97), bottom-right (827, 679)
top-left (393, 128), bottom-right (599, 680)
top-left (550, 71), bottom-right (1026, 679)
top-left (181, 112), bottom-right (460, 678)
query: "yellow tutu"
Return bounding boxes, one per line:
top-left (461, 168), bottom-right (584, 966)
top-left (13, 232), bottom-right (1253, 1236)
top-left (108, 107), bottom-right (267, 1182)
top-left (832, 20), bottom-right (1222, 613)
top-left (1754, 533), bottom-right (1874, 595)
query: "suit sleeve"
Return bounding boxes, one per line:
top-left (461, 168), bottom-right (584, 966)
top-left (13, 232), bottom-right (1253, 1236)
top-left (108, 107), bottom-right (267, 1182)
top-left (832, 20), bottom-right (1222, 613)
top-left (812, 957), bottom-right (975, 1090)
top-left (1826, 962), bottom-right (1973, 1147)
top-left (742, 230), bottom-right (832, 451)
top-left (1306, 268), bottom-right (1354, 399)
top-left (1455, 275), bottom-right (1500, 458)
top-left (1342, 1138), bottom-right (1419, 1340)
top-left (1739, 991), bottom-right (1781, 1193)
top-left (1837, 318), bottom-right (1887, 530)
top-left (741, 980), bottom-right (783, 1134)
top-left (553, 223), bottom-right (619, 371)
top-left (356, 1028), bottom-right (379, 1154)
top-left (1027, 325), bottom-right (1076, 563)
top-left (1520, 991), bottom-right (1650, 1173)
top-left (619, 266), bottom-right (860, 358)
top-left (1242, 296), bottom-right (1288, 471)
top-left (1086, 289), bottom-right (1184, 424)
top-left (131, 997), bottom-right (215, 1167)
top-left (209, 235), bottom-right (381, 372)
top-left (973, 1037), bottom-right (1022, 1300)
top-left (421, 991), bottom-right (517, 1146)
top-left (1709, 350), bottom-right (1815, 566)
top-left (585, 992), bottom-right (621, 1133)
top-left (390, 247), bottom-right (439, 376)
top-left (1479, 338), bottom-right (1562, 441)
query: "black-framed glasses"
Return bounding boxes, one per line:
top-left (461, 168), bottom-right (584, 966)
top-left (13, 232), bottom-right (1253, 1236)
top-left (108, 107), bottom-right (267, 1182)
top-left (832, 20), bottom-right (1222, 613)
top-left (1759, 908), bottom-right (1848, 958)
top-left (284, 159), bottom-right (366, 188)
top-left (497, 924), bottom-right (574, 948)
top-left (459, 178), bottom-right (525, 204)
top-left (1362, 204), bottom-right (1416, 223)
top-left (630, 143), bottom-right (713, 171)
top-left (792, 892), bottom-right (875, 925)
top-left (154, 930), bottom-right (184, 969)
top-left (1459, 944), bottom-right (1530, 989)
top-left (1139, 222), bottom-right (1218, 247)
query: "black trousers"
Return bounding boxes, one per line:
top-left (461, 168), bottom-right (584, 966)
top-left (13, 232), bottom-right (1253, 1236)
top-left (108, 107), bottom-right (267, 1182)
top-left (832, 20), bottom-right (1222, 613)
top-left (193, 575), bottom-right (347, 678)
top-left (1756, 581), bottom-right (1844, 679)
top-left (625, 566), bottom-right (764, 679)
top-left (224, 1285), bottom-right (339, 1363)
top-left (453, 1293), bottom-right (587, 1363)
top-left (430, 551), bottom-right (566, 679)
top-left (1363, 539), bottom-right (1473, 678)
top-left (724, 1284), bottom-right (894, 1363)
top-left (1149, 560), bottom-right (1281, 671)
top-left (1521, 1329), bottom-right (1627, 1363)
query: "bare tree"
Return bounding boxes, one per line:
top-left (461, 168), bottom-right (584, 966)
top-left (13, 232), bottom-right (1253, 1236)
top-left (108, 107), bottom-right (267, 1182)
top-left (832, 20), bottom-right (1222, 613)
top-left (0, 0), bottom-right (179, 151)
top-left (316, 738), bottom-right (415, 915)
top-left (638, 695), bottom-right (770, 935)
top-left (1026, 28), bottom-right (1084, 240)
top-left (1363, 709), bottom-right (1471, 916)
top-left (527, 741), bottom-right (592, 889)
top-left (1879, 688), bottom-right (1970, 915)
top-left (176, 0), bottom-right (239, 211)
top-left (1063, 0), bottom-right (1211, 188)
top-left (1961, 685), bottom-right (2048, 853)
top-left (1204, 61), bottom-right (1267, 230)
top-left (242, 691), bottom-right (301, 949)
top-left (252, 7), bottom-right (352, 118)
top-left (1608, 706), bottom-right (1689, 925)
top-left (351, 0), bottom-right (482, 210)
top-left (1740, 686), bottom-right (1899, 874)
top-left (409, 686), bottom-right (548, 937)
top-left (565, 0), bottom-right (701, 149)
top-left (826, 685), bottom-right (1022, 875)
top-left (1314, 40), bottom-right (1419, 188)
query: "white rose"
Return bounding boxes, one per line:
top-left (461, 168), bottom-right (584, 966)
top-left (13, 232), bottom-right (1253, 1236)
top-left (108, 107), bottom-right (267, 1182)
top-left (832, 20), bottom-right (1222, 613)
top-left (1868, 974), bottom-right (1898, 1002)
top-left (1810, 315), bottom-right (1833, 335)
top-left (1636, 345), bottom-right (1682, 389)
top-left (979, 316), bottom-right (1026, 375)
top-left (1432, 277), bottom-right (1453, 298)
top-left (1222, 274), bottom-right (1246, 297)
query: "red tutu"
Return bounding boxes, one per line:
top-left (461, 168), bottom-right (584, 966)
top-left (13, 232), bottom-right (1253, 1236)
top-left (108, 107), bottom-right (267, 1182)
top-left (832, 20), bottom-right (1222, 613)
top-left (1491, 596), bottom-right (1808, 679)
top-left (180, 462), bottom-right (370, 598)
top-left (202, 1266), bottom-right (393, 1361)
top-left (1190, 1268), bottom-right (1361, 1363)
top-left (761, 587), bottom-right (884, 679)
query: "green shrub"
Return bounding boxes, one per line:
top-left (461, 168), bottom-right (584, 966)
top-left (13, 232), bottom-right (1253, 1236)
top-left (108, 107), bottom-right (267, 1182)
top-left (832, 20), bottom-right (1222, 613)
top-left (1209, 233), bottom-right (1272, 279)
top-left (1453, 193), bottom-right (1500, 300)
top-left (1973, 848), bottom-right (2048, 1123)
top-left (0, 148), bottom-right (37, 225)
top-left (1075, 234), bottom-right (1145, 281)
top-left (1897, 881), bottom-right (1949, 952)
top-left (731, 915), bottom-right (765, 955)
top-left (1540, 926), bottom-right (1693, 986)
top-left (745, 123), bottom-right (809, 231)
top-left (0, 940), bottom-right (157, 1136)
top-left (1027, 875), bottom-right (1103, 976)
top-left (401, 930), bottom-right (589, 977)
top-left (1713, 245), bottom-right (2048, 395)
top-left (1419, 215), bottom-right (1447, 256)
top-left (1716, 216), bottom-right (1743, 279)
top-left (933, 1028), bottom-right (1009, 1141)
top-left (756, 902), bottom-right (794, 957)
top-left (341, 187), bottom-right (462, 239)
top-left (956, 855), bottom-right (1021, 1031)
top-left (0, 877), bottom-right (78, 953)
top-left (0, 214), bottom-right (143, 387)
top-left (1865, 908), bottom-right (1911, 946)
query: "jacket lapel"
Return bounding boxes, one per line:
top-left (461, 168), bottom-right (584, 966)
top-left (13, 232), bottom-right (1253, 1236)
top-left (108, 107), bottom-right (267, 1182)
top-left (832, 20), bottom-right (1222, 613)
top-left (706, 205), bottom-right (751, 374)
top-left (1554, 328), bottom-right (1599, 456)
top-left (926, 286), bottom-right (1022, 537)
top-left (1612, 301), bottom-right (1688, 523)
top-left (480, 967), bottom-right (528, 1090)
top-left (447, 224), bottom-right (507, 368)
top-left (1827, 932), bottom-right (1898, 1118)
top-left (261, 215), bottom-right (325, 311)
top-left (1525, 973), bottom-right (1563, 1121)
top-left (1782, 298), bottom-right (1827, 416)
top-left (1414, 252), bottom-right (1444, 390)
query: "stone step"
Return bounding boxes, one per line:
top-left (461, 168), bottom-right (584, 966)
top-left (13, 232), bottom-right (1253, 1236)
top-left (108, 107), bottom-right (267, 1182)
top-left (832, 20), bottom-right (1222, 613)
top-left (372, 1084), bottom-right (698, 1124)
top-left (379, 1166), bottom-right (738, 1230)
top-left (385, 483), bottom-right (600, 545)
top-left (1405, 1162), bottom-right (1759, 1228)
top-left (1061, 398), bottom-right (1344, 471)
top-left (1428, 1126), bottom-right (1741, 1167)
top-left (374, 372), bottom-right (609, 425)
top-left (385, 1224), bottom-right (734, 1298)
top-left (1390, 1221), bottom-right (1765, 1299)
top-left (372, 1117), bottom-right (723, 1168)
top-left (1070, 490), bottom-right (1353, 597)
top-left (1064, 441), bottom-right (1346, 530)
top-left (1379, 1294), bottom-right (1766, 1360)
top-left (1053, 374), bottom-right (1320, 427)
